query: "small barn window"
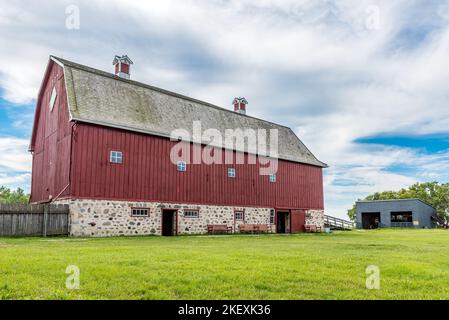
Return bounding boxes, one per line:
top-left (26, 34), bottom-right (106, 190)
top-left (131, 208), bottom-right (149, 217)
top-left (270, 209), bottom-right (275, 224)
top-left (49, 87), bottom-right (57, 112)
top-left (269, 174), bottom-right (276, 183)
top-left (235, 211), bottom-right (244, 221)
top-left (184, 210), bottom-right (199, 218)
top-left (228, 168), bottom-right (236, 178)
top-left (110, 151), bottom-right (123, 164)
top-left (177, 161), bottom-right (187, 172)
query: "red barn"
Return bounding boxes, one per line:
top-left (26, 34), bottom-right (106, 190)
top-left (29, 55), bottom-right (327, 237)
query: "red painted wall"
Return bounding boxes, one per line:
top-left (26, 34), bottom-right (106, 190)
top-left (69, 124), bottom-right (324, 209)
top-left (121, 63), bottom-right (130, 74)
top-left (115, 63), bottom-right (129, 75)
top-left (30, 61), bottom-right (324, 210)
top-left (30, 62), bottom-right (72, 203)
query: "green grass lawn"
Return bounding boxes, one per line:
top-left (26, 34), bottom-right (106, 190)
top-left (1, 229), bottom-right (449, 300)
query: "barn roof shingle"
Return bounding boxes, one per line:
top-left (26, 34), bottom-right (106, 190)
top-left (52, 56), bottom-right (326, 167)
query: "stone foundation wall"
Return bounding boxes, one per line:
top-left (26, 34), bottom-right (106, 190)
top-left (55, 199), bottom-right (273, 237)
top-left (306, 209), bottom-right (325, 227)
top-left (55, 199), bottom-right (324, 237)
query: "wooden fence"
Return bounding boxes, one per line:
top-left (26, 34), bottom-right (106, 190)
top-left (0, 204), bottom-right (69, 236)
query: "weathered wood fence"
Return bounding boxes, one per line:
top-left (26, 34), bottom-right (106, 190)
top-left (0, 204), bottom-right (69, 236)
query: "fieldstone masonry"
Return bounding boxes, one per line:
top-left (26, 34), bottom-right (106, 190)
top-left (55, 199), bottom-right (324, 237)
top-left (305, 209), bottom-right (325, 227)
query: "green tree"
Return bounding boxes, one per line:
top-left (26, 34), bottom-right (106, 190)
top-left (347, 182), bottom-right (449, 222)
top-left (0, 186), bottom-right (29, 204)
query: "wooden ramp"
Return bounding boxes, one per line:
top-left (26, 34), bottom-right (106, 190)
top-left (431, 215), bottom-right (449, 229)
top-left (324, 215), bottom-right (354, 230)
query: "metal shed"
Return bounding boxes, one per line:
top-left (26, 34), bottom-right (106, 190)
top-left (355, 199), bottom-right (436, 229)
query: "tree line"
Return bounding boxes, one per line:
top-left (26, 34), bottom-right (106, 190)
top-left (0, 186), bottom-right (30, 204)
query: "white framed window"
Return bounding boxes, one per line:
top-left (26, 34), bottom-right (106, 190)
top-left (235, 211), bottom-right (244, 221)
top-left (110, 151), bottom-right (123, 164)
top-left (270, 209), bottom-right (275, 224)
top-left (184, 210), bottom-right (199, 218)
top-left (49, 86), bottom-right (57, 112)
top-left (269, 174), bottom-right (276, 183)
top-left (177, 161), bottom-right (187, 172)
top-left (131, 208), bottom-right (149, 217)
top-left (228, 168), bottom-right (236, 178)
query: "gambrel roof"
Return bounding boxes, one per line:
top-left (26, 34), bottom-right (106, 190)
top-left (34, 56), bottom-right (326, 167)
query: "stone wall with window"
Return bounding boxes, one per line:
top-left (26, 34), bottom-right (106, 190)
top-left (55, 199), bottom-right (274, 237)
top-left (54, 199), bottom-right (325, 237)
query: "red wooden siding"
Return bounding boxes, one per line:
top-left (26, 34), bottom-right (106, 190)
top-left (30, 62), bottom-right (72, 203)
top-left (121, 63), bottom-right (130, 74)
top-left (70, 123), bottom-right (324, 209)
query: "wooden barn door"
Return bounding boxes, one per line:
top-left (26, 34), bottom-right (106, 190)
top-left (44, 134), bottom-right (57, 200)
top-left (291, 210), bottom-right (306, 233)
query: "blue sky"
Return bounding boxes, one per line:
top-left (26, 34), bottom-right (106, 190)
top-left (1, 0), bottom-right (449, 219)
top-left (356, 134), bottom-right (449, 153)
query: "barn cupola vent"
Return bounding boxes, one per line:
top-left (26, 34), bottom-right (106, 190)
top-left (112, 55), bottom-right (134, 80)
top-left (233, 97), bottom-right (248, 115)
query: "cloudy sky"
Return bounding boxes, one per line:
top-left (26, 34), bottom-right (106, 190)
top-left (1, 0), bottom-right (449, 218)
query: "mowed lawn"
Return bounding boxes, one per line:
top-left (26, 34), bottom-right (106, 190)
top-left (1, 229), bottom-right (449, 300)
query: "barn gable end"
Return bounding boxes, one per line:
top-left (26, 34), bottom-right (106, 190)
top-left (29, 59), bottom-right (73, 203)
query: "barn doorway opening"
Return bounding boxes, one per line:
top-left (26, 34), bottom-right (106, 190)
top-left (162, 210), bottom-right (177, 236)
top-left (277, 211), bottom-right (290, 233)
top-left (362, 212), bottom-right (381, 229)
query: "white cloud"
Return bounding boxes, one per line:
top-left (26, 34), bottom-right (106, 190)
top-left (0, 137), bottom-right (31, 191)
top-left (0, 137), bottom-right (31, 172)
top-left (0, 172), bottom-right (31, 190)
top-left (1, 0), bottom-right (449, 217)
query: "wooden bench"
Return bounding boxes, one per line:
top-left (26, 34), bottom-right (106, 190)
top-left (239, 224), bottom-right (255, 234)
top-left (256, 224), bottom-right (270, 233)
top-left (207, 224), bottom-right (232, 234)
top-left (239, 224), bottom-right (271, 234)
top-left (304, 225), bottom-right (322, 233)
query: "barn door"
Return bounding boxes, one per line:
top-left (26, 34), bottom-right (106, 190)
top-left (291, 210), bottom-right (306, 233)
top-left (44, 134), bottom-right (57, 200)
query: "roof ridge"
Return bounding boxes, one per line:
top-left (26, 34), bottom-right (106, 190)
top-left (356, 198), bottom-right (436, 209)
top-left (50, 56), bottom-right (290, 129)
